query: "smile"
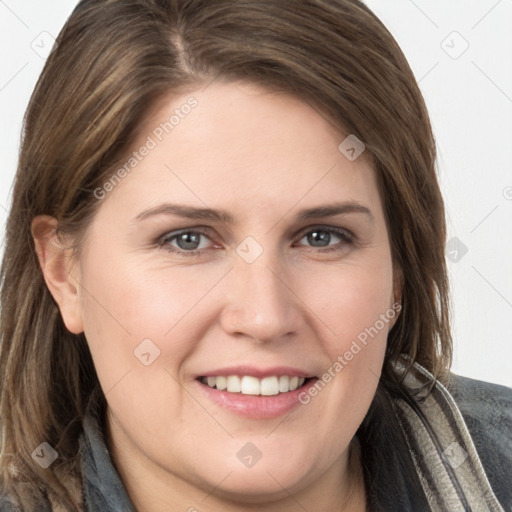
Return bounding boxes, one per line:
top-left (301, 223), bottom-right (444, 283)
top-left (200, 375), bottom-right (308, 395)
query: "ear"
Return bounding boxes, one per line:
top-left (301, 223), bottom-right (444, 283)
top-left (31, 215), bottom-right (84, 334)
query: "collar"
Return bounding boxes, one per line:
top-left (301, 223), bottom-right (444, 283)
top-left (79, 404), bottom-right (136, 511)
top-left (388, 362), bottom-right (505, 512)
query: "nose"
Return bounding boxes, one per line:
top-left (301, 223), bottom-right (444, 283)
top-left (219, 249), bottom-right (304, 344)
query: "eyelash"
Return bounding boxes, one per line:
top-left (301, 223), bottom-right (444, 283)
top-left (156, 226), bottom-right (355, 257)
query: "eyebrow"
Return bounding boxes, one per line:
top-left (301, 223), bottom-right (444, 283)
top-left (134, 201), bottom-right (374, 224)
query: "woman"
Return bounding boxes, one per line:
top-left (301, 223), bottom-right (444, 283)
top-left (0, 0), bottom-right (510, 510)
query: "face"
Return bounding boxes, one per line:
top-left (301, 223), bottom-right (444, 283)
top-left (50, 81), bottom-right (401, 507)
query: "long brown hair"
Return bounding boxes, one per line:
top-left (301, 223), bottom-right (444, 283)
top-left (0, 0), bottom-right (451, 509)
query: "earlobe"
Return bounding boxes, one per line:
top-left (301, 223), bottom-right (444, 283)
top-left (31, 215), bottom-right (84, 334)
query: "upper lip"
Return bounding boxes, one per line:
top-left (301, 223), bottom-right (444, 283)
top-left (197, 366), bottom-right (314, 379)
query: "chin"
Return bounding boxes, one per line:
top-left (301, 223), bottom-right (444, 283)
top-left (202, 467), bottom-right (310, 505)
top-left (190, 440), bottom-right (319, 503)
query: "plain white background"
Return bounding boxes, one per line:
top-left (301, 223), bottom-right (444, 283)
top-left (0, 1), bottom-right (511, 387)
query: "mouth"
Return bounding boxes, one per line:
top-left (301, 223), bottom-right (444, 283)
top-left (195, 368), bottom-right (318, 419)
top-left (198, 375), bottom-right (310, 396)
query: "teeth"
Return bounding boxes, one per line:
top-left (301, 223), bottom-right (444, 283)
top-left (216, 376), bottom-right (227, 391)
top-left (260, 376), bottom-right (279, 396)
top-left (227, 375), bottom-right (241, 393)
top-left (241, 376), bottom-right (260, 395)
top-left (202, 375), bottom-right (306, 395)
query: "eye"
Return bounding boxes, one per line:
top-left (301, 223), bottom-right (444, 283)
top-left (156, 225), bottom-right (354, 257)
top-left (157, 229), bottom-right (214, 256)
top-left (295, 226), bottom-right (354, 252)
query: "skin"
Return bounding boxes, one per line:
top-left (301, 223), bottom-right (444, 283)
top-left (33, 80), bottom-right (402, 512)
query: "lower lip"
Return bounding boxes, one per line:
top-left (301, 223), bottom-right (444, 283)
top-left (195, 378), bottom-right (318, 419)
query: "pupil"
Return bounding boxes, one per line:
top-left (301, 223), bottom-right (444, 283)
top-left (308, 230), bottom-right (330, 247)
top-left (178, 233), bottom-right (200, 250)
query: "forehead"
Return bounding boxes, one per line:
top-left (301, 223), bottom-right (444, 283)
top-left (100, 80), bottom-right (381, 220)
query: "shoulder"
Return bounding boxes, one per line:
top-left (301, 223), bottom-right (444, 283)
top-left (0, 486), bottom-right (53, 511)
top-left (0, 495), bottom-right (20, 511)
top-left (447, 371), bottom-right (512, 406)
top-left (445, 373), bottom-right (512, 507)
top-left (446, 372), bottom-right (512, 440)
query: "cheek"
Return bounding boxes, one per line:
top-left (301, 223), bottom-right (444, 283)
top-left (78, 248), bottom-right (231, 393)
top-left (294, 254), bottom-right (396, 412)
top-left (77, 257), bottom-right (200, 436)
top-left (80, 248), bottom-right (204, 338)
top-left (303, 256), bottom-right (394, 351)
top-left (295, 257), bottom-right (393, 420)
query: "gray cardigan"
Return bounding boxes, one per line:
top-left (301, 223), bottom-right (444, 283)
top-left (1, 364), bottom-right (512, 511)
